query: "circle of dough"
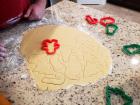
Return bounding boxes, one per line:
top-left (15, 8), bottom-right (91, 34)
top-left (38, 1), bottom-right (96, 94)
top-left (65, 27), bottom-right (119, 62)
top-left (20, 25), bottom-right (112, 91)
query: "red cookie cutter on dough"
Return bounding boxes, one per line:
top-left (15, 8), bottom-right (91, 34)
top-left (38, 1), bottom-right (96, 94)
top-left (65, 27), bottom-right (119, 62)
top-left (100, 17), bottom-right (115, 27)
top-left (85, 15), bottom-right (98, 25)
top-left (41, 39), bottom-right (60, 55)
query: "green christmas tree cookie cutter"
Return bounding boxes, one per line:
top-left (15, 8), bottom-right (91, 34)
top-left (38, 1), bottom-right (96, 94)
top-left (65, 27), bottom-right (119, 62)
top-left (106, 85), bottom-right (133, 105)
top-left (106, 24), bottom-right (118, 36)
top-left (122, 44), bottom-right (140, 56)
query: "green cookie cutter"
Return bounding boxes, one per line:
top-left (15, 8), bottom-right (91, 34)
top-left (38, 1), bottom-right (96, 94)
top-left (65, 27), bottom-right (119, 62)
top-left (122, 44), bottom-right (140, 56)
top-left (106, 85), bottom-right (133, 105)
top-left (106, 24), bottom-right (118, 36)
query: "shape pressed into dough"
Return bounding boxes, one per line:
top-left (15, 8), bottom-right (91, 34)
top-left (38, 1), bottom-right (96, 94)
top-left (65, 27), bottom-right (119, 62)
top-left (20, 25), bottom-right (112, 91)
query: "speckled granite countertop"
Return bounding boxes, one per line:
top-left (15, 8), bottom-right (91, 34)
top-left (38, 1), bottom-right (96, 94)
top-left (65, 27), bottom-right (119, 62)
top-left (0, 1), bottom-right (140, 105)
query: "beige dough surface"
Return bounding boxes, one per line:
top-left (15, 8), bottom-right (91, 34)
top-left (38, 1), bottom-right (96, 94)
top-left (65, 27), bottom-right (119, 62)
top-left (20, 25), bottom-right (112, 91)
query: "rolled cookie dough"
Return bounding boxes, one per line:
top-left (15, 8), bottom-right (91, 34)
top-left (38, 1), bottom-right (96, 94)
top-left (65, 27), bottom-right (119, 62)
top-left (20, 25), bottom-right (112, 91)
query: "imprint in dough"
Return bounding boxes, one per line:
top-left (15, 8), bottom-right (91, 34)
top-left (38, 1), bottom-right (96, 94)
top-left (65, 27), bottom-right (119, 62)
top-left (20, 25), bottom-right (112, 91)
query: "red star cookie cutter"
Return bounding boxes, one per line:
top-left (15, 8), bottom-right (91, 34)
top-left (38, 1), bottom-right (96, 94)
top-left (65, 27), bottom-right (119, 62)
top-left (85, 15), bottom-right (98, 25)
top-left (100, 17), bottom-right (115, 27)
top-left (41, 39), bottom-right (60, 55)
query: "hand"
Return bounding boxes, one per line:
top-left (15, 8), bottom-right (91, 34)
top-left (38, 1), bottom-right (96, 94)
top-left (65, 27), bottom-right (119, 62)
top-left (0, 44), bottom-right (7, 62)
top-left (24, 2), bottom-right (45, 20)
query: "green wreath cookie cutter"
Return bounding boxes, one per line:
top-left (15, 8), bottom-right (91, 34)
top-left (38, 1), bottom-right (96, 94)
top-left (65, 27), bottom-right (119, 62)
top-left (122, 44), bottom-right (140, 56)
top-left (106, 24), bottom-right (118, 36)
top-left (106, 85), bottom-right (133, 105)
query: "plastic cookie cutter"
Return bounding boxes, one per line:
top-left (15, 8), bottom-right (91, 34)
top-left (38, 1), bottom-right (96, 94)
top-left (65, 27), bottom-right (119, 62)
top-left (41, 39), bottom-right (60, 55)
top-left (100, 17), bottom-right (115, 27)
top-left (106, 24), bottom-right (118, 36)
top-left (85, 15), bottom-right (98, 25)
top-left (106, 85), bottom-right (133, 105)
top-left (122, 44), bottom-right (140, 56)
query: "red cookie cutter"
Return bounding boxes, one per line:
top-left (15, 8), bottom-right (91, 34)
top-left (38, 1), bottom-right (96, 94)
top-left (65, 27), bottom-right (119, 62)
top-left (85, 15), bottom-right (98, 25)
top-left (41, 39), bottom-right (60, 55)
top-left (100, 17), bottom-right (115, 27)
